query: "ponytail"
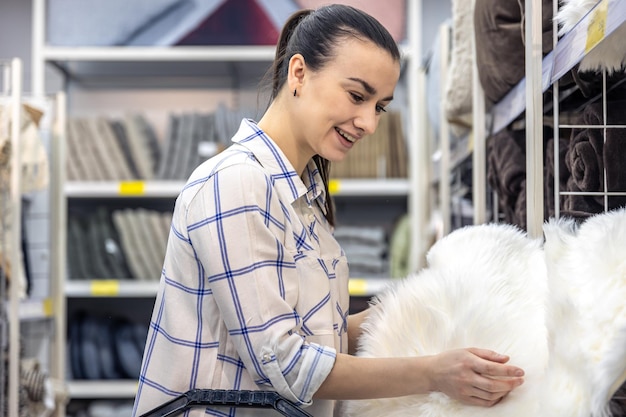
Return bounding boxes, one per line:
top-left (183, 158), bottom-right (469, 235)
top-left (270, 9), bottom-right (311, 100)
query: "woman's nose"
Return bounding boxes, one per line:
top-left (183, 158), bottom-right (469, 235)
top-left (354, 107), bottom-right (378, 136)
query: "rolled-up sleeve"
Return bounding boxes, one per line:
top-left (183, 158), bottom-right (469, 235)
top-left (186, 161), bottom-right (336, 405)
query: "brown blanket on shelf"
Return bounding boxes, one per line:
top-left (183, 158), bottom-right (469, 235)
top-left (473, 0), bottom-right (553, 105)
top-left (545, 137), bottom-right (570, 218)
top-left (487, 126), bottom-right (557, 228)
top-left (565, 100), bottom-right (626, 212)
top-left (487, 128), bottom-right (527, 228)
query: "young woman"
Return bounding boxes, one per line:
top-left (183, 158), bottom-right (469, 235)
top-left (132, 4), bottom-right (525, 416)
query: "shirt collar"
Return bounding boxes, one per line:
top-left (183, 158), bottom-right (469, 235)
top-left (232, 119), bottom-right (327, 211)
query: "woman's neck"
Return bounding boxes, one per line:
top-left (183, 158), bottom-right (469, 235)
top-left (257, 99), bottom-right (311, 175)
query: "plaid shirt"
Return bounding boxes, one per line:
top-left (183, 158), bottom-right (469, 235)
top-left (133, 119), bottom-right (349, 417)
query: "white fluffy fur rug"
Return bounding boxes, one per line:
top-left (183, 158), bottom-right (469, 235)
top-left (342, 208), bottom-right (626, 417)
top-left (555, 0), bottom-right (626, 73)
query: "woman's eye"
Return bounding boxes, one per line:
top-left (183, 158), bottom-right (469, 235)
top-left (350, 92), bottom-right (364, 103)
top-left (376, 105), bottom-right (387, 113)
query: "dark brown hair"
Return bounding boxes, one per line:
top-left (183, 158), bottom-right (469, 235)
top-left (267, 4), bottom-right (400, 227)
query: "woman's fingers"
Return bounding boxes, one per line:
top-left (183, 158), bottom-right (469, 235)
top-left (468, 348), bottom-right (525, 378)
top-left (463, 394), bottom-right (505, 408)
top-left (467, 347), bottom-right (511, 363)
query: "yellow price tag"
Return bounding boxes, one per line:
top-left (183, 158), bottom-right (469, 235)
top-left (328, 179), bottom-right (341, 195)
top-left (90, 280), bottom-right (120, 296)
top-left (349, 279), bottom-right (369, 296)
top-left (42, 298), bottom-right (53, 317)
top-left (119, 181), bottom-right (145, 196)
top-left (585, 0), bottom-right (608, 53)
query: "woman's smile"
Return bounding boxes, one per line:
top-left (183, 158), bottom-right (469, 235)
top-left (335, 127), bottom-right (357, 148)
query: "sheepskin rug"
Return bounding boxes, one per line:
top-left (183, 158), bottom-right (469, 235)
top-left (342, 208), bottom-right (626, 417)
top-left (554, 0), bottom-right (626, 73)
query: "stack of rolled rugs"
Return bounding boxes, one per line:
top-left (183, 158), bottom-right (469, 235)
top-left (486, 98), bottom-right (626, 228)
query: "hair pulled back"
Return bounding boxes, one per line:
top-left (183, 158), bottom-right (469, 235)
top-left (267, 4), bottom-right (400, 227)
top-left (270, 4), bottom-right (401, 99)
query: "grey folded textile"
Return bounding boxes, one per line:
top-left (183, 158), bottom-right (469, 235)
top-left (169, 112), bottom-right (193, 180)
top-left (126, 210), bottom-right (158, 280)
top-left (149, 210), bottom-right (170, 260)
top-left (112, 210), bottom-right (146, 280)
top-left (136, 208), bottom-right (166, 279)
top-left (85, 118), bottom-right (118, 180)
top-left (86, 209), bottom-right (115, 279)
top-left (67, 215), bottom-right (92, 279)
top-left (95, 208), bottom-right (133, 279)
top-left (69, 316), bottom-right (84, 379)
top-left (79, 315), bottom-right (103, 380)
top-left (134, 114), bottom-right (162, 175)
top-left (69, 313), bottom-right (147, 381)
top-left (96, 317), bottom-right (123, 380)
top-left (92, 117), bottom-right (134, 180)
top-left (68, 119), bottom-right (104, 181)
top-left (110, 120), bottom-right (141, 179)
top-left (123, 114), bottom-right (156, 180)
top-left (75, 118), bottom-right (115, 181)
top-left (177, 113), bottom-right (203, 180)
top-left (113, 321), bottom-right (143, 379)
top-left (64, 121), bottom-right (83, 181)
top-left (112, 209), bottom-right (167, 281)
top-left (156, 114), bottom-right (179, 180)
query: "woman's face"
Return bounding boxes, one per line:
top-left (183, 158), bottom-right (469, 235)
top-left (294, 37), bottom-right (400, 164)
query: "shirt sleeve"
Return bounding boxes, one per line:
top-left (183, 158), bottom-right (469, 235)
top-left (185, 161), bottom-right (336, 405)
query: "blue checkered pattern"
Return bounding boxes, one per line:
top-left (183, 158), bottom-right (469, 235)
top-left (132, 119), bottom-right (349, 417)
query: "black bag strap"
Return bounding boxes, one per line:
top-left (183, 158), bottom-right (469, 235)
top-left (139, 389), bottom-right (313, 417)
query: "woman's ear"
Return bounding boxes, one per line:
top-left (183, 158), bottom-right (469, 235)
top-left (287, 53), bottom-right (306, 94)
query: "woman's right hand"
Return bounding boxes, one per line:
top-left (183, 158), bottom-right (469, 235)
top-left (427, 348), bottom-right (525, 407)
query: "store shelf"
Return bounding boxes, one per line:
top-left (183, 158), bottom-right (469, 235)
top-left (65, 181), bottom-right (185, 198)
top-left (43, 45), bottom-right (277, 62)
top-left (44, 43), bottom-right (413, 62)
top-left (329, 179), bottom-right (410, 197)
top-left (64, 179), bottom-right (410, 198)
top-left (43, 46), bottom-right (276, 89)
top-left (490, 0), bottom-right (626, 134)
top-left (65, 278), bottom-right (392, 299)
top-left (67, 380), bottom-right (137, 399)
top-left (41, 44), bottom-right (414, 89)
top-left (349, 277), bottom-right (395, 297)
top-left (19, 298), bottom-right (53, 320)
top-left (65, 280), bottom-right (160, 298)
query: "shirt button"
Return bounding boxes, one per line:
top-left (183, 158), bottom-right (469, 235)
top-left (262, 353), bottom-right (271, 362)
top-left (308, 214), bottom-right (315, 222)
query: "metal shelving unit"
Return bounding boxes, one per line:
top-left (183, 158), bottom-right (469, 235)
top-left (63, 178), bottom-right (410, 199)
top-left (459, 0), bottom-right (626, 238)
top-left (64, 277), bottom-right (392, 301)
top-left (1, 56), bottom-right (23, 417)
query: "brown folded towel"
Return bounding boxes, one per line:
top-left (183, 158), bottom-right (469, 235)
top-left (562, 176), bottom-right (605, 218)
top-left (487, 128), bottom-right (527, 226)
top-left (565, 99), bottom-right (626, 211)
top-left (544, 137), bottom-right (570, 218)
top-left (566, 127), bottom-right (603, 193)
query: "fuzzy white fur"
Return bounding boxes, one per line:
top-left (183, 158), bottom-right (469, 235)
top-left (342, 208), bottom-right (626, 417)
top-left (554, 0), bottom-right (626, 73)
